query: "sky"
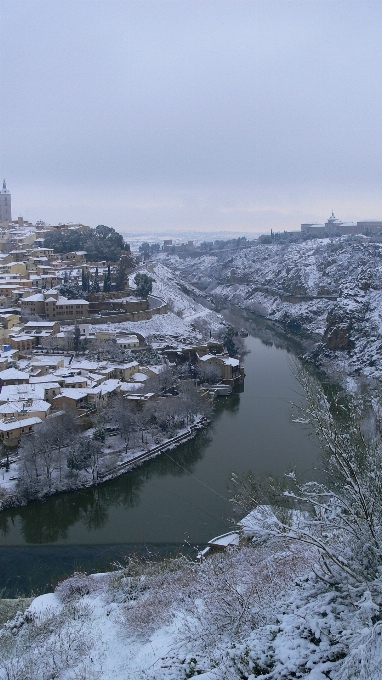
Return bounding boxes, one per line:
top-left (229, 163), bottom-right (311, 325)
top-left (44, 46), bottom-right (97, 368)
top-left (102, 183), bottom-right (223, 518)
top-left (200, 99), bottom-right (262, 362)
top-left (1, 1), bottom-right (382, 235)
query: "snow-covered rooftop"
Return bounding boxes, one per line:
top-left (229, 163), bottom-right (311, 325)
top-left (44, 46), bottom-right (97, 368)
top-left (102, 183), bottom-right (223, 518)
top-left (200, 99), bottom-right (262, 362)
top-left (0, 416), bottom-right (42, 431)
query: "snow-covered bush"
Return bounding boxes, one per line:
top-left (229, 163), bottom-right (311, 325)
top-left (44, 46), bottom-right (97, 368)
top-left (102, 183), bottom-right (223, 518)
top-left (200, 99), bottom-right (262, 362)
top-left (55, 571), bottom-right (99, 603)
top-left (233, 366), bottom-right (382, 590)
top-left (0, 596), bottom-right (95, 680)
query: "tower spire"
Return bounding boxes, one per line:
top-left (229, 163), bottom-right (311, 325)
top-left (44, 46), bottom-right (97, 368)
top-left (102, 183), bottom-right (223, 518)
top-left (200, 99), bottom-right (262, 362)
top-left (0, 179), bottom-right (12, 223)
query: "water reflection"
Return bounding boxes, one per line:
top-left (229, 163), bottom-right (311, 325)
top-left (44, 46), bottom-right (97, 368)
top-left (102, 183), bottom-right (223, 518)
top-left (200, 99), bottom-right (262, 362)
top-left (0, 328), bottom-right (323, 599)
top-left (0, 431), bottom-right (215, 544)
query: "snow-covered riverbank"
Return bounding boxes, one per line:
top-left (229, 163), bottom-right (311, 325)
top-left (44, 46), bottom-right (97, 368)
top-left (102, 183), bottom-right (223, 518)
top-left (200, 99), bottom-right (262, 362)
top-left (0, 416), bottom-right (209, 512)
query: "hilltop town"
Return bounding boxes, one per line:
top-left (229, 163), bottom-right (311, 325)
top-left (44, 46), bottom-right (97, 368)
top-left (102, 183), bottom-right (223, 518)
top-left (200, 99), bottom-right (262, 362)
top-left (0, 182), bottom-right (244, 507)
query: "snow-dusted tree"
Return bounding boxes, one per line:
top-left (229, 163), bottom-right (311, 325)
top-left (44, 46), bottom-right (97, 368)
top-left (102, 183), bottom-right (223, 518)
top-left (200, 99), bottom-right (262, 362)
top-left (41, 411), bottom-right (77, 483)
top-left (17, 435), bottom-right (46, 499)
top-left (39, 334), bottom-right (56, 352)
top-left (153, 397), bottom-right (176, 433)
top-left (158, 364), bottom-right (174, 392)
top-left (105, 339), bottom-right (125, 362)
top-left (195, 361), bottom-right (221, 384)
top-left (17, 411), bottom-right (78, 497)
top-left (73, 324), bottom-right (81, 352)
top-left (91, 266), bottom-right (100, 293)
top-left (232, 365), bottom-right (382, 589)
top-left (178, 380), bottom-right (210, 425)
top-left (109, 396), bottom-right (136, 453)
top-left (192, 316), bottom-right (211, 341)
top-left (134, 272), bottom-right (154, 298)
top-left (67, 437), bottom-right (102, 482)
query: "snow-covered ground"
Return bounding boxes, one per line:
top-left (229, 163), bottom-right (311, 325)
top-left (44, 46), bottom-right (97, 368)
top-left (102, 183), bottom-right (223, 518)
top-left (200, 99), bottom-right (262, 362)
top-left (0, 542), bottom-right (313, 679)
top-left (2, 539), bottom-right (380, 680)
top-left (70, 262), bottom-right (225, 346)
top-left (0, 418), bottom-right (206, 510)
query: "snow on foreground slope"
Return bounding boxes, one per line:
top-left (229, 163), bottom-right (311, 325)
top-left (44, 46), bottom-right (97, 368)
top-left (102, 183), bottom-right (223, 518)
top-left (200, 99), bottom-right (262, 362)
top-left (164, 236), bottom-right (382, 382)
top-left (2, 543), bottom-right (382, 680)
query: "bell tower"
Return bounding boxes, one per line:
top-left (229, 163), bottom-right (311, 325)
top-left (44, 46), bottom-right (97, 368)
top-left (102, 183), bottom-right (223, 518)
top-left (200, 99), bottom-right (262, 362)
top-left (0, 180), bottom-right (12, 224)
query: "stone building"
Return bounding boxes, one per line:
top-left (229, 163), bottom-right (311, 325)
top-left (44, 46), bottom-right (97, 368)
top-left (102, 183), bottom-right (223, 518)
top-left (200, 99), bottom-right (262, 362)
top-left (0, 180), bottom-right (12, 224)
top-left (301, 212), bottom-right (382, 237)
top-left (21, 291), bottom-right (89, 320)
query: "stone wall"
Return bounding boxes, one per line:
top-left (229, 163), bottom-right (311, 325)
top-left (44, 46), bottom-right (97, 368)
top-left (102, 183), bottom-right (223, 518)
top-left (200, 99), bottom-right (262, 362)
top-left (60, 297), bottom-right (168, 326)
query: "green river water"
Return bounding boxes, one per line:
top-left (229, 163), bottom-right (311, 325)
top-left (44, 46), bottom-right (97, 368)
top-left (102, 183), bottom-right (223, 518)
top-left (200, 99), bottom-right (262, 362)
top-left (0, 326), bottom-right (322, 596)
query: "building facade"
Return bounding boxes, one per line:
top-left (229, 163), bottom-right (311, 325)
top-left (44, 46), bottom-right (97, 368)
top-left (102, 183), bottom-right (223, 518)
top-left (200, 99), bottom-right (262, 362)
top-left (301, 212), bottom-right (382, 237)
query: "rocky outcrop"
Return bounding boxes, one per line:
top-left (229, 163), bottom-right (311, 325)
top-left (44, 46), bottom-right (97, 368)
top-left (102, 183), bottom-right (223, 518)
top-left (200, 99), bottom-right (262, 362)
top-left (323, 309), bottom-right (354, 350)
top-left (163, 236), bottom-right (382, 381)
top-left (324, 323), bottom-right (354, 350)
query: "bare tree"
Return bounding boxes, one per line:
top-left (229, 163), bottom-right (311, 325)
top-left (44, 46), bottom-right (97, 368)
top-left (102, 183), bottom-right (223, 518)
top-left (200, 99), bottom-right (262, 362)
top-left (158, 364), bottom-right (174, 392)
top-left (196, 362), bottom-right (221, 384)
top-left (17, 435), bottom-right (46, 498)
top-left (41, 411), bottom-right (78, 482)
top-left (108, 396), bottom-right (136, 454)
top-left (17, 411), bottom-right (78, 497)
top-left (232, 364), bottom-right (382, 587)
top-left (178, 380), bottom-right (209, 425)
top-left (67, 437), bottom-right (102, 482)
top-left (40, 335), bottom-right (57, 352)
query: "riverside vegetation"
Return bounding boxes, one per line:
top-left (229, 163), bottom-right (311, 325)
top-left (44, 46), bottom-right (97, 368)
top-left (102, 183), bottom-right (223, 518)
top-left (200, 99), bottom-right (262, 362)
top-left (0, 368), bottom-right (212, 510)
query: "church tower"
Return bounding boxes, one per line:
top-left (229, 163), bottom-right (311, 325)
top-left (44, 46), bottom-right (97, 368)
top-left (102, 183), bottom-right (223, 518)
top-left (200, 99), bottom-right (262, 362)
top-left (0, 180), bottom-right (12, 224)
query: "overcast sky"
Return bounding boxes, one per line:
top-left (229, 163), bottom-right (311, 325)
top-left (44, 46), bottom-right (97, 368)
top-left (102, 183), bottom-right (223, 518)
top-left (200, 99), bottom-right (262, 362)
top-left (1, 1), bottom-right (382, 234)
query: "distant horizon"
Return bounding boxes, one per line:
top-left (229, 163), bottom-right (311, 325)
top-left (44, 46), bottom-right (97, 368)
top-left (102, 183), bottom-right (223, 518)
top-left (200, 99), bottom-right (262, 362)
top-left (3, 2), bottom-right (382, 237)
top-left (5, 178), bottom-right (382, 239)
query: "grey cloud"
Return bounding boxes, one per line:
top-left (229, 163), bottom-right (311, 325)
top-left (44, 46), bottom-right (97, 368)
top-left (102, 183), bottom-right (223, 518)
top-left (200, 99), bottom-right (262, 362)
top-left (2, 1), bottom-right (382, 230)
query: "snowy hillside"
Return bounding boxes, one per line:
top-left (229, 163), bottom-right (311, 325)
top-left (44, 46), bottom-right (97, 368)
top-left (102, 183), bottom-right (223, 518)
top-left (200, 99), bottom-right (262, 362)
top-left (119, 263), bottom-right (226, 344)
top-left (3, 540), bottom-right (381, 679)
top-left (66, 263), bottom-right (225, 348)
top-left (162, 236), bottom-right (382, 382)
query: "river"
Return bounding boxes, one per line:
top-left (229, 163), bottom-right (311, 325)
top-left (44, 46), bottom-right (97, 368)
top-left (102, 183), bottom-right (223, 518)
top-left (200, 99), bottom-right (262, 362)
top-left (0, 326), bottom-right (322, 596)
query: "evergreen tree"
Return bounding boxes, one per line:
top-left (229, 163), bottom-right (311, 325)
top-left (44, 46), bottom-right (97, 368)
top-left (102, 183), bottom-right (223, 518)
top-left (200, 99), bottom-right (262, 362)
top-left (134, 272), bottom-right (154, 299)
top-left (139, 242), bottom-right (151, 260)
top-left (73, 324), bottom-right (81, 352)
top-left (59, 281), bottom-right (83, 299)
top-left (81, 269), bottom-right (89, 292)
top-left (92, 267), bottom-right (100, 293)
top-left (223, 326), bottom-right (238, 356)
top-left (115, 255), bottom-right (135, 291)
top-left (103, 265), bottom-right (111, 293)
top-left (44, 224), bottom-right (126, 262)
